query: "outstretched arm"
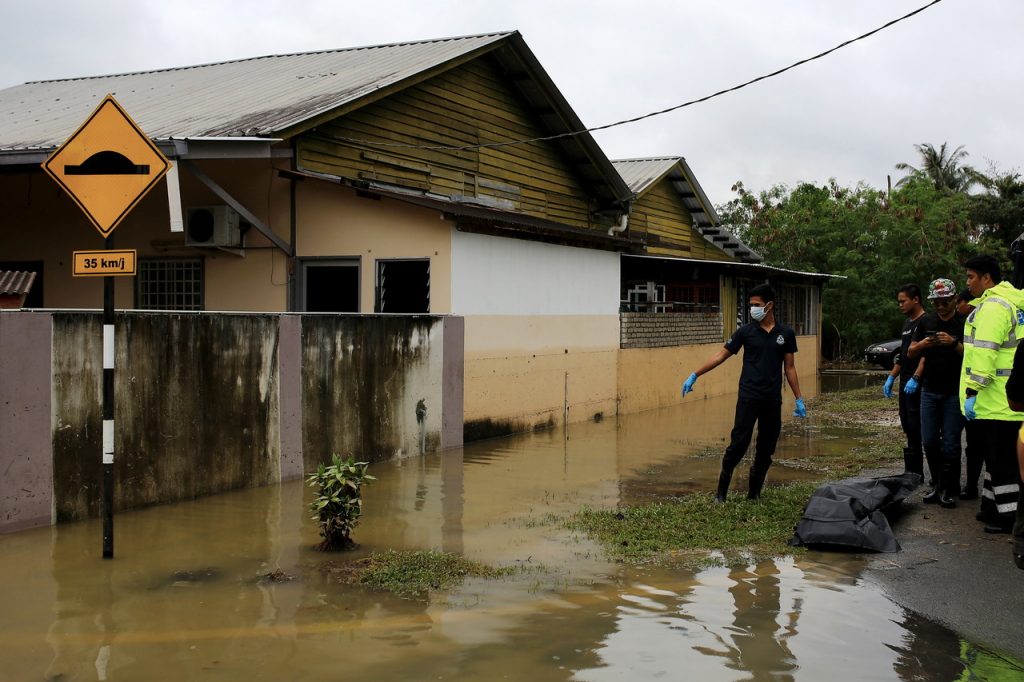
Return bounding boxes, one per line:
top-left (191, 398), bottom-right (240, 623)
top-left (682, 347), bottom-right (733, 396)
top-left (693, 347), bottom-right (733, 378)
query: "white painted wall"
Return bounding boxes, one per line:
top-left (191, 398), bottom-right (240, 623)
top-left (451, 231), bottom-right (620, 315)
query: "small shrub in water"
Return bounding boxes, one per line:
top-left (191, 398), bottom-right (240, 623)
top-left (307, 454), bottom-right (375, 551)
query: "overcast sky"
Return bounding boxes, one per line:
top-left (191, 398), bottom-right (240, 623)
top-left (1, 0), bottom-right (1019, 205)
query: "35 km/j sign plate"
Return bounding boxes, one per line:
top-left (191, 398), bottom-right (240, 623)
top-left (73, 249), bottom-right (137, 277)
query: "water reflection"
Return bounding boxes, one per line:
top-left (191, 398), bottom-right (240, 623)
top-left (0, 397), bottom-right (1019, 680)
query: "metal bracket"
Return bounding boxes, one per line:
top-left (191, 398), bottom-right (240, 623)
top-left (179, 159), bottom-right (293, 256)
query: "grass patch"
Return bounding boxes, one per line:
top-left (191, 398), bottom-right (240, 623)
top-left (567, 482), bottom-right (818, 567)
top-left (781, 385), bottom-right (904, 477)
top-left (565, 386), bottom-right (905, 567)
top-left (328, 549), bottom-right (518, 600)
top-left (803, 385), bottom-right (899, 426)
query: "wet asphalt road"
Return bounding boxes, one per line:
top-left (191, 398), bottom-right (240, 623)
top-left (859, 481), bottom-right (1023, 660)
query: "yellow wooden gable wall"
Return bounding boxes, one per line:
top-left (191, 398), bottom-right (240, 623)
top-left (629, 177), bottom-right (735, 261)
top-left (296, 55), bottom-right (599, 231)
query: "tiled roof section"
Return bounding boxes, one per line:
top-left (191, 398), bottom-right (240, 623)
top-left (0, 271), bottom-right (37, 296)
top-left (0, 32), bottom-right (513, 150)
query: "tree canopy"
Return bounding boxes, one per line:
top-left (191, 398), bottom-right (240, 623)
top-left (717, 146), bottom-right (1024, 359)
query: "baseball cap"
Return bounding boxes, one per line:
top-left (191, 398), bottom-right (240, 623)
top-left (928, 278), bottom-right (956, 299)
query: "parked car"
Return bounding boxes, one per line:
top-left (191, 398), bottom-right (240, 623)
top-left (864, 339), bottom-right (901, 370)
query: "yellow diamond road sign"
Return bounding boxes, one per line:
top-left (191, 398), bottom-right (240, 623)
top-left (42, 94), bottom-right (170, 238)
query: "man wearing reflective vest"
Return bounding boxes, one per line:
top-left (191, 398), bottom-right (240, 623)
top-left (960, 254), bottom-right (1024, 533)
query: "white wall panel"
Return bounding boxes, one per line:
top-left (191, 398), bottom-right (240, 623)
top-left (451, 231), bottom-right (620, 315)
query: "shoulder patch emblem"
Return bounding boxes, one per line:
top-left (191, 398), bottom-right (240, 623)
top-left (776, 335), bottom-right (785, 345)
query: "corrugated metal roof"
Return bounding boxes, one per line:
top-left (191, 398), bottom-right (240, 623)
top-left (0, 271), bottom-right (37, 296)
top-left (612, 157), bottom-right (762, 263)
top-left (0, 32), bottom-right (513, 151)
top-left (614, 157), bottom-right (679, 195)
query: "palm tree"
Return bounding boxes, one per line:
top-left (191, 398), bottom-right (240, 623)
top-left (895, 142), bottom-right (982, 193)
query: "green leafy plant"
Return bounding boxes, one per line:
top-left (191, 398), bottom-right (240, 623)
top-left (307, 454), bottom-right (375, 551)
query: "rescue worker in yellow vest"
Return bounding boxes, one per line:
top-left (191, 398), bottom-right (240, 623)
top-left (960, 255), bottom-right (1024, 534)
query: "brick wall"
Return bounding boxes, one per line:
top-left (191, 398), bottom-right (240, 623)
top-left (620, 312), bottom-right (723, 349)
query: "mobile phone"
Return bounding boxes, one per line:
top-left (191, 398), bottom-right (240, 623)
top-left (925, 331), bottom-right (938, 337)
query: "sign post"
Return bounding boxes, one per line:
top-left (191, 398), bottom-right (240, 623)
top-left (41, 95), bottom-right (170, 559)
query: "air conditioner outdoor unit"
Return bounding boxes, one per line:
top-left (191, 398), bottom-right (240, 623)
top-left (186, 206), bottom-right (241, 247)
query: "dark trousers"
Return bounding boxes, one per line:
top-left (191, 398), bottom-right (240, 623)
top-left (964, 420), bottom-right (984, 493)
top-left (899, 386), bottom-right (923, 474)
top-left (975, 419), bottom-right (1022, 528)
top-left (919, 390), bottom-right (963, 494)
top-left (722, 398), bottom-right (782, 477)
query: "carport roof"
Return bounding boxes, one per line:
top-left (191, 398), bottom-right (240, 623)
top-left (623, 253), bottom-right (840, 282)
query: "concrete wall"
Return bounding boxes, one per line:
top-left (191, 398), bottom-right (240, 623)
top-left (301, 315), bottom-right (444, 468)
top-left (617, 335), bottom-right (820, 415)
top-left (452, 231), bottom-right (621, 437)
top-left (0, 312), bottom-right (53, 531)
top-left (1, 310), bottom-right (462, 530)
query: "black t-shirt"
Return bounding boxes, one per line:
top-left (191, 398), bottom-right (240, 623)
top-left (898, 315), bottom-right (923, 380)
top-left (1006, 342), bottom-right (1024, 405)
top-left (724, 322), bottom-right (798, 401)
top-left (911, 311), bottom-right (964, 395)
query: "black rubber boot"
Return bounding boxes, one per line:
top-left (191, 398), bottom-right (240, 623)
top-left (939, 459), bottom-right (959, 508)
top-left (747, 468), bottom-right (767, 501)
top-left (714, 469), bottom-right (732, 503)
top-left (922, 450), bottom-right (942, 504)
top-left (902, 448), bottom-right (923, 477)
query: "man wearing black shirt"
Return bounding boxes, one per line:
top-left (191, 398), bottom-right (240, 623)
top-left (681, 283), bottom-right (806, 502)
top-left (884, 284), bottom-right (925, 477)
top-left (1002, 343), bottom-right (1024, 569)
top-left (907, 278), bottom-right (964, 507)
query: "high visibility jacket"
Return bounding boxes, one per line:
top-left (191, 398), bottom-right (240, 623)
top-left (960, 281), bottom-right (1024, 420)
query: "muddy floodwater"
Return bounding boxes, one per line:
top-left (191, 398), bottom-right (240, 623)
top-left (1, 390), bottom-right (1019, 681)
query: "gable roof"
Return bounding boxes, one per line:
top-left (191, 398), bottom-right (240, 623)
top-left (613, 157), bottom-right (762, 263)
top-left (0, 31), bottom-right (631, 206)
top-left (0, 33), bottom-right (511, 150)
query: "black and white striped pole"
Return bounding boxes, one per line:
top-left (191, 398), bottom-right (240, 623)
top-left (102, 236), bottom-right (115, 559)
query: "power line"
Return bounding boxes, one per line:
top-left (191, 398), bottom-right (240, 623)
top-left (334, 0), bottom-right (944, 152)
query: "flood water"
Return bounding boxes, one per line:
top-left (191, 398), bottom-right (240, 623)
top-left (1, 389), bottom-right (1018, 681)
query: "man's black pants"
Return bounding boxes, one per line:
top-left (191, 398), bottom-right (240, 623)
top-left (899, 385), bottom-right (923, 475)
top-left (975, 419), bottom-right (1022, 529)
top-left (722, 398), bottom-right (782, 477)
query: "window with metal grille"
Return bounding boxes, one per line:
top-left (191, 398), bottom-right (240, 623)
top-left (376, 259), bottom-right (430, 313)
top-left (136, 258), bottom-right (204, 310)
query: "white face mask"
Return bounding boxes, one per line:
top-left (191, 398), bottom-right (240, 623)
top-left (750, 305), bottom-right (767, 322)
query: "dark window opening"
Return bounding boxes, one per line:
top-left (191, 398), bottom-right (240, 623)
top-left (0, 260), bottom-right (43, 307)
top-left (136, 258), bottom-right (204, 310)
top-left (620, 259), bottom-right (720, 313)
top-left (303, 261), bottom-right (360, 313)
top-left (376, 259), bottom-right (430, 313)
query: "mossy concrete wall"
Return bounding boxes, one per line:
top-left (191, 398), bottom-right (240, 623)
top-left (1, 311), bottom-right (461, 529)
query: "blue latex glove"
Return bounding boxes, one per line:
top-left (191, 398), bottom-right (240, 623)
top-left (883, 376), bottom-right (894, 398)
top-left (682, 372), bottom-right (698, 396)
top-left (965, 395), bottom-right (977, 421)
top-left (903, 377), bottom-right (919, 395)
top-left (793, 397), bottom-right (807, 418)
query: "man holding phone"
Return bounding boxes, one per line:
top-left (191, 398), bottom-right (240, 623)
top-left (907, 278), bottom-right (965, 507)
